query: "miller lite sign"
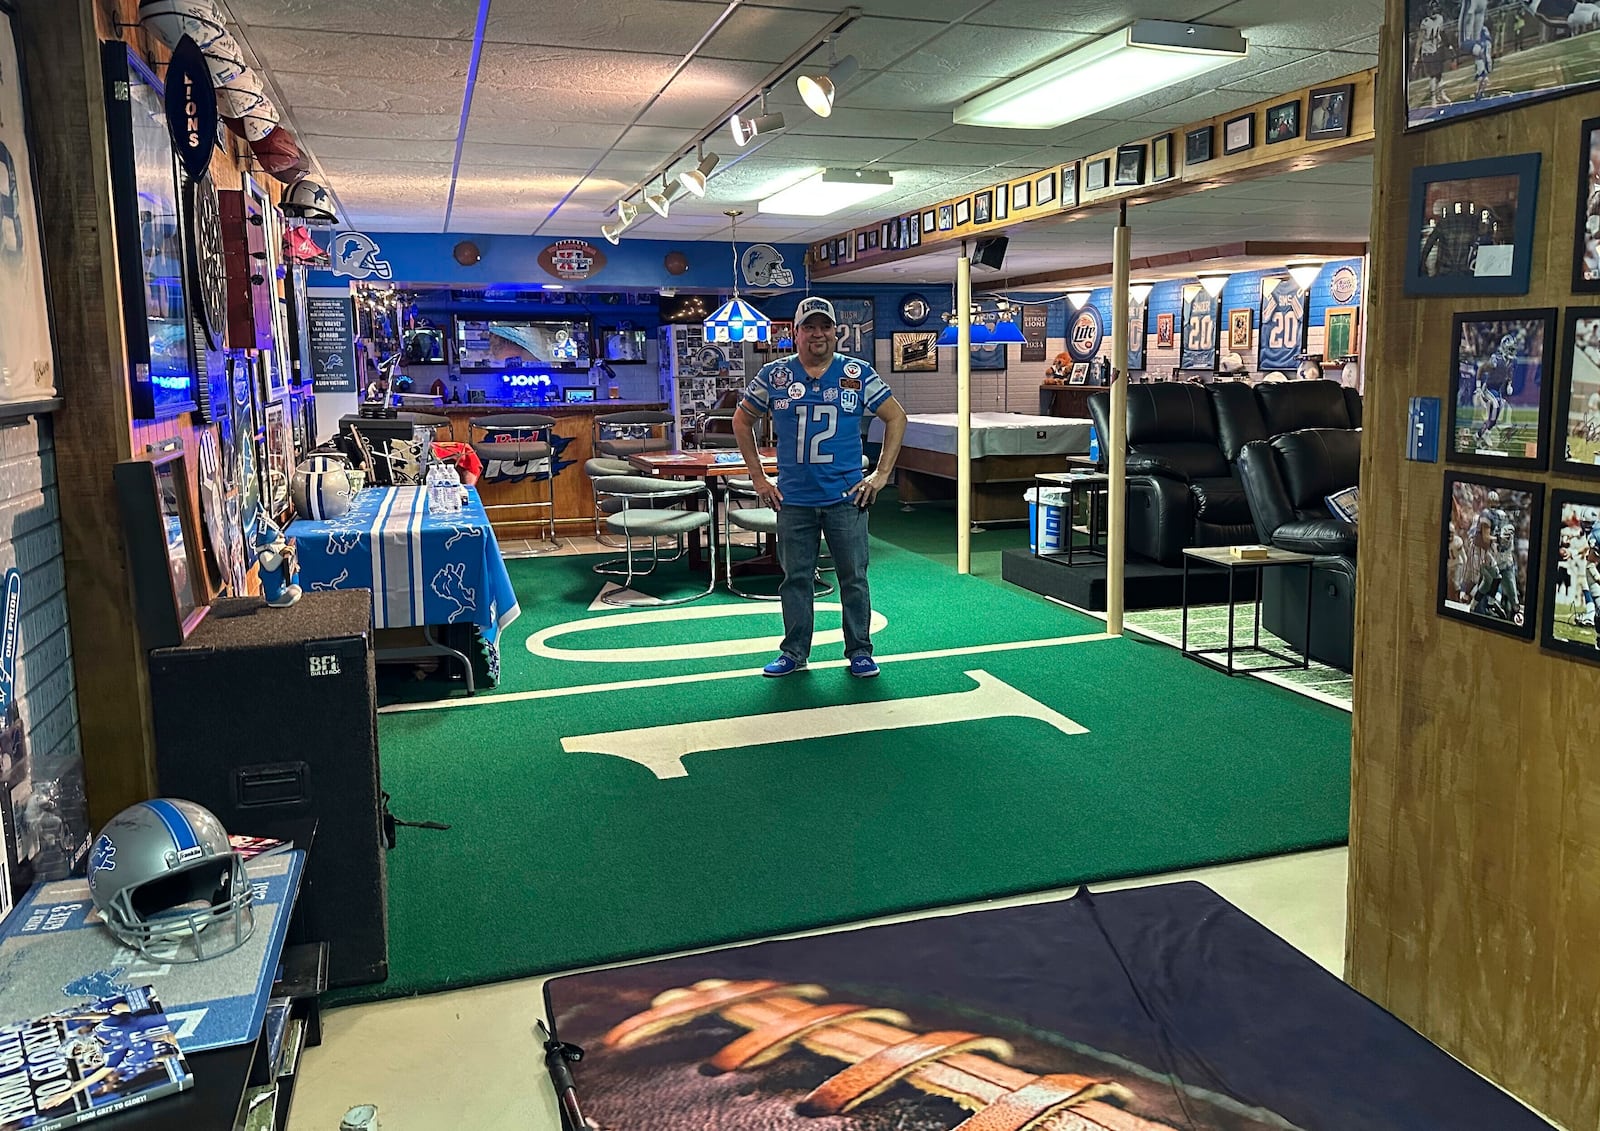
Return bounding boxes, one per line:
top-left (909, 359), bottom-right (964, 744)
top-left (538, 239), bottom-right (606, 282)
top-left (1065, 302), bottom-right (1105, 363)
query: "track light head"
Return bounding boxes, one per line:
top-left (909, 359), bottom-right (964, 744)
top-left (615, 198), bottom-right (638, 225)
top-left (798, 55), bottom-right (859, 117)
top-left (729, 110), bottom-right (786, 147)
top-left (600, 220), bottom-right (628, 244)
top-left (678, 152), bottom-right (720, 197)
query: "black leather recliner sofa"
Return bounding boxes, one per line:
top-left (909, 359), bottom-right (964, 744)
top-left (1236, 428), bottom-right (1361, 671)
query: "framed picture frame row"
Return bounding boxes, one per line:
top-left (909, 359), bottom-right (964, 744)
top-left (1435, 470), bottom-right (1600, 665)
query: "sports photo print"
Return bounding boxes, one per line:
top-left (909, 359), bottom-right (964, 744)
top-left (1446, 308), bottom-right (1555, 469)
top-left (1558, 308), bottom-right (1600, 475)
top-left (1438, 471), bottom-right (1542, 639)
top-left (1544, 489), bottom-right (1600, 661)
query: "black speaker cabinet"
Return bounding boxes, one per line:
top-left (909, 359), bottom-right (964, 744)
top-left (149, 591), bottom-right (387, 988)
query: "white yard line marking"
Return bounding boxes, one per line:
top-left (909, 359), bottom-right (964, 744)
top-left (378, 631), bottom-right (1114, 714)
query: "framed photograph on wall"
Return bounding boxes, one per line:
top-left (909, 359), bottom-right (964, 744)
top-left (1222, 113), bottom-right (1255, 155)
top-left (1324, 306), bottom-right (1361, 359)
top-left (1085, 158), bottom-right (1110, 192)
top-left (1114, 144), bottom-right (1146, 186)
top-left (891, 332), bottom-right (938, 373)
top-left (994, 185), bottom-right (1008, 221)
top-left (922, 209), bottom-right (936, 234)
top-left (113, 449), bottom-right (209, 650)
top-left (0, 7), bottom-right (57, 404)
top-left (881, 221), bottom-right (893, 249)
top-left (1574, 117), bottom-right (1600, 292)
top-left (1437, 470), bottom-right (1542, 639)
top-left (1446, 307), bottom-right (1556, 470)
top-left (857, 231), bottom-right (868, 252)
top-left (102, 42), bottom-right (197, 420)
top-left (1554, 307), bottom-right (1600, 476)
top-left (1035, 171), bottom-right (1056, 205)
top-left (909, 212), bottom-right (921, 247)
top-left (1185, 125), bottom-right (1213, 165)
top-left (1405, 153), bottom-right (1540, 296)
top-left (1060, 163), bottom-right (1079, 208)
top-left (1266, 99), bottom-right (1301, 143)
top-left (1156, 312), bottom-right (1176, 349)
top-left (1151, 134), bottom-right (1173, 182)
top-left (899, 216), bottom-right (911, 248)
top-left (974, 190), bottom-right (993, 225)
top-left (1228, 308), bottom-right (1253, 350)
top-left (1011, 180), bottom-right (1031, 210)
top-left (938, 204), bottom-right (954, 231)
top-left (955, 197), bottom-right (971, 226)
top-left (1406, 0), bottom-right (1600, 130)
top-left (1542, 488), bottom-right (1600, 662)
top-left (1307, 82), bottom-right (1355, 141)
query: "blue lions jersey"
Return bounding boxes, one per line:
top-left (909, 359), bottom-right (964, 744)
top-left (740, 354), bottom-right (892, 507)
top-left (1258, 281), bottom-right (1304, 371)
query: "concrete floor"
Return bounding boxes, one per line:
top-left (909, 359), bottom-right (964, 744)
top-left (285, 846), bottom-right (1349, 1131)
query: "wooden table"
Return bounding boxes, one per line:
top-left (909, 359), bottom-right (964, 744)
top-left (627, 449), bottom-right (780, 570)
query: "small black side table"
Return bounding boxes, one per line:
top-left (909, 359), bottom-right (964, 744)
top-left (1033, 470), bottom-right (1109, 566)
top-left (1181, 546), bottom-right (1315, 675)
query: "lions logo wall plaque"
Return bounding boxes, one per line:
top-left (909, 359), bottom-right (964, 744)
top-left (331, 231), bottom-right (392, 280)
top-left (1066, 304), bottom-right (1105, 362)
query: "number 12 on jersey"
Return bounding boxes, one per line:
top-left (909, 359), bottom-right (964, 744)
top-left (795, 403), bottom-right (838, 463)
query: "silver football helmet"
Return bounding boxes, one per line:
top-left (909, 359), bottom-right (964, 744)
top-left (87, 799), bottom-right (254, 963)
top-left (283, 177), bottom-right (337, 224)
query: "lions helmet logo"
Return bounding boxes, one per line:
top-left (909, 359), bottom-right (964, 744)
top-left (90, 835), bottom-right (117, 875)
top-left (331, 231), bottom-right (392, 280)
top-left (741, 244), bottom-right (794, 288)
top-left (1067, 306), bottom-right (1104, 362)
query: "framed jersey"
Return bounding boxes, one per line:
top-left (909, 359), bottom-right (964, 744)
top-left (1128, 293), bottom-right (1148, 372)
top-left (1258, 275), bottom-right (1306, 372)
top-left (1179, 285), bottom-right (1219, 371)
top-left (830, 297), bottom-right (876, 363)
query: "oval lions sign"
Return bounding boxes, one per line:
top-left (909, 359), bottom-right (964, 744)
top-left (1066, 304), bottom-right (1104, 362)
top-left (538, 239), bottom-right (606, 282)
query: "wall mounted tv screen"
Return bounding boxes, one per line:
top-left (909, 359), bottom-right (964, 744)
top-left (455, 318), bottom-right (592, 370)
top-left (600, 326), bottom-right (648, 364)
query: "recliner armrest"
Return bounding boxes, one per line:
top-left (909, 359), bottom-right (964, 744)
top-left (1272, 519), bottom-right (1357, 557)
top-left (1127, 454), bottom-right (1190, 480)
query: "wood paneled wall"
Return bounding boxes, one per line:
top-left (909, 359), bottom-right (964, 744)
top-left (1352, 3), bottom-right (1600, 1126)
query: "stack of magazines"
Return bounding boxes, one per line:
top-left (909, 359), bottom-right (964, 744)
top-left (0, 987), bottom-right (191, 1129)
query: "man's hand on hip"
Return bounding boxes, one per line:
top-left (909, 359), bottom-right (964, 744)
top-left (754, 474), bottom-right (783, 510)
top-left (849, 470), bottom-right (890, 509)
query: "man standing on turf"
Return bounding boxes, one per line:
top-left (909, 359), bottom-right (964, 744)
top-left (734, 297), bottom-right (908, 679)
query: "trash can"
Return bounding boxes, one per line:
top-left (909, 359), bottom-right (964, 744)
top-left (1024, 487), bottom-right (1068, 553)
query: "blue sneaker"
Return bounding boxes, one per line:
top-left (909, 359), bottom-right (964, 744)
top-left (848, 655), bottom-right (880, 679)
top-left (763, 654), bottom-right (807, 677)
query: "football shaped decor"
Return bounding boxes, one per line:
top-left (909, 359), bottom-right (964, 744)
top-left (137, 0), bottom-right (225, 50)
top-left (453, 240), bottom-right (481, 266)
top-left (249, 129), bottom-right (309, 181)
top-left (214, 69), bottom-right (266, 119)
top-left (664, 250), bottom-right (690, 275)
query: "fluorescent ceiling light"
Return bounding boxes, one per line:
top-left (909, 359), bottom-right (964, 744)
top-left (758, 168), bottom-right (893, 217)
top-left (678, 152), bottom-right (719, 197)
top-left (729, 110), bottom-right (786, 147)
top-left (955, 20), bottom-right (1247, 130)
top-left (798, 55), bottom-right (860, 117)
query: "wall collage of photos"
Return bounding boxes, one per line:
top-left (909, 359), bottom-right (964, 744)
top-left (1405, 0), bottom-right (1600, 662)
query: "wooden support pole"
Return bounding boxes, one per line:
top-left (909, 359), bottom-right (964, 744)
top-left (1107, 207), bottom-right (1130, 635)
top-left (956, 253), bottom-right (972, 575)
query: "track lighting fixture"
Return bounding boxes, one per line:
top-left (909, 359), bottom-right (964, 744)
top-left (730, 92), bottom-right (786, 147)
top-left (678, 150), bottom-right (719, 197)
top-left (797, 37), bottom-right (859, 118)
top-left (645, 177), bottom-right (680, 218)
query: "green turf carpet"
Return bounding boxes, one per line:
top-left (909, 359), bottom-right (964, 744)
top-left (342, 514), bottom-right (1352, 1005)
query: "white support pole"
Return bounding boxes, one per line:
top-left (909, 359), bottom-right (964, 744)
top-left (957, 253), bottom-right (973, 575)
top-left (1107, 207), bottom-right (1130, 635)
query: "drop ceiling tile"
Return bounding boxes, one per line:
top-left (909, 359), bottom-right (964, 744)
top-left (320, 156), bottom-right (456, 180)
top-left (787, 106), bottom-right (952, 140)
top-left (485, 0), bottom-right (727, 52)
top-left (1202, 0), bottom-right (1385, 50)
top-left (1221, 51), bottom-right (1377, 97)
top-left (228, 0), bottom-right (480, 38)
top-left (878, 139), bottom-right (1058, 168)
top-left (237, 29), bottom-right (471, 82)
top-left (636, 58), bottom-right (785, 129)
top-left (272, 72), bottom-right (465, 116)
top-left (846, 69), bottom-right (1015, 113)
top-left (880, 24), bottom-right (1094, 79)
top-left (474, 43), bottom-right (680, 94)
top-left (462, 116), bottom-right (688, 150)
top-left (293, 108), bottom-right (460, 142)
top-left (952, 0), bottom-right (1220, 33)
top-left (749, 134), bottom-right (904, 165)
top-left (300, 134), bottom-right (458, 164)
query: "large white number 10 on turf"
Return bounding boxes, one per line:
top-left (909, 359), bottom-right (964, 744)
top-left (795, 403), bottom-right (838, 463)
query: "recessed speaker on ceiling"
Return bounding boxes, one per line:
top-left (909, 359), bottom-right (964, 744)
top-left (972, 236), bottom-right (1009, 272)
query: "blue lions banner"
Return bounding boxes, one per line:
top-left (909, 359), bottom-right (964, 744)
top-left (831, 297), bottom-right (875, 364)
top-left (1180, 285), bottom-right (1220, 371)
top-left (1258, 276), bottom-right (1305, 372)
top-left (289, 487), bottom-right (521, 681)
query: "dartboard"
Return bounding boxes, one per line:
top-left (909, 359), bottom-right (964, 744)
top-left (187, 173), bottom-right (229, 349)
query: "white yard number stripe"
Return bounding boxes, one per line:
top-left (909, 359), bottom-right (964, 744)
top-left (795, 404), bottom-right (838, 463)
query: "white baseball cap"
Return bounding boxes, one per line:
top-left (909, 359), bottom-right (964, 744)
top-left (794, 297), bottom-right (837, 326)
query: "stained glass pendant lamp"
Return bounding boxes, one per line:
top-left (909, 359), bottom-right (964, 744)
top-left (704, 210), bottom-right (773, 343)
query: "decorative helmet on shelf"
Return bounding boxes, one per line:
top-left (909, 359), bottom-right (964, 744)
top-left (283, 177), bottom-right (338, 224)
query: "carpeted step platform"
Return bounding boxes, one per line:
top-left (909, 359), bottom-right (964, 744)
top-left (1000, 548), bottom-right (1237, 610)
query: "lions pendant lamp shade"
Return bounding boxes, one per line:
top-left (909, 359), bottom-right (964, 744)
top-left (704, 211), bottom-right (772, 344)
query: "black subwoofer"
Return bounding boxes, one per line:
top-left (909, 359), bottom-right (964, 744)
top-left (148, 591), bottom-right (388, 988)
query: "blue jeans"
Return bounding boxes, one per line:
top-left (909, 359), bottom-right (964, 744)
top-left (776, 502), bottom-right (871, 662)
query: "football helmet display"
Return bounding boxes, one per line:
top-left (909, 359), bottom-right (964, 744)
top-left (283, 177), bottom-right (337, 224)
top-left (87, 799), bottom-right (254, 963)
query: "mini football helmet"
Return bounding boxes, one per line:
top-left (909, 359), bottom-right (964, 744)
top-left (87, 799), bottom-right (254, 963)
top-left (283, 177), bottom-right (337, 224)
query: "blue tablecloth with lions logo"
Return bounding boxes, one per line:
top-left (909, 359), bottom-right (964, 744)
top-left (288, 487), bottom-right (520, 682)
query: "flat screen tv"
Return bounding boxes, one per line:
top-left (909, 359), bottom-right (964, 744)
top-left (455, 318), bottom-right (591, 370)
top-left (600, 326), bottom-right (648, 364)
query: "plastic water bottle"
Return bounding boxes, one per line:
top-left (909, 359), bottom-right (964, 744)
top-left (425, 462), bottom-right (449, 514)
top-left (440, 461), bottom-right (463, 514)
top-left (1088, 424), bottom-right (1100, 464)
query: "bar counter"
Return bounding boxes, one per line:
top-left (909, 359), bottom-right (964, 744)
top-left (430, 401), bottom-right (668, 535)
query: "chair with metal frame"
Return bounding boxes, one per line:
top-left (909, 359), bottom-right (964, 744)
top-left (593, 410), bottom-right (674, 461)
top-left (583, 456), bottom-right (635, 546)
top-left (692, 406), bottom-right (740, 449)
top-left (722, 476), bottom-right (833, 601)
top-left (468, 413), bottom-right (561, 551)
top-left (400, 410), bottom-right (455, 443)
top-left (591, 475), bottom-right (716, 606)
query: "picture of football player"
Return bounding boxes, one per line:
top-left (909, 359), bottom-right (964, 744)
top-left (1470, 327), bottom-right (1524, 447)
top-left (41, 1006), bottom-right (185, 1111)
top-left (1471, 22), bottom-right (1495, 99)
top-left (1414, 1), bottom-right (1452, 108)
top-left (1557, 510), bottom-right (1600, 642)
top-left (1469, 491), bottom-right (1522, 624)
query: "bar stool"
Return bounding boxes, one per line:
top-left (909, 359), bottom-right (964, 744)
top-left (469, 413), bottom-right (561, 551)
top-left (593, 409), bottom-right (674, 460)
top-left (400, 410), bottom-right (455, 443)
top-left (591, 475), bottom-right (715, 606)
